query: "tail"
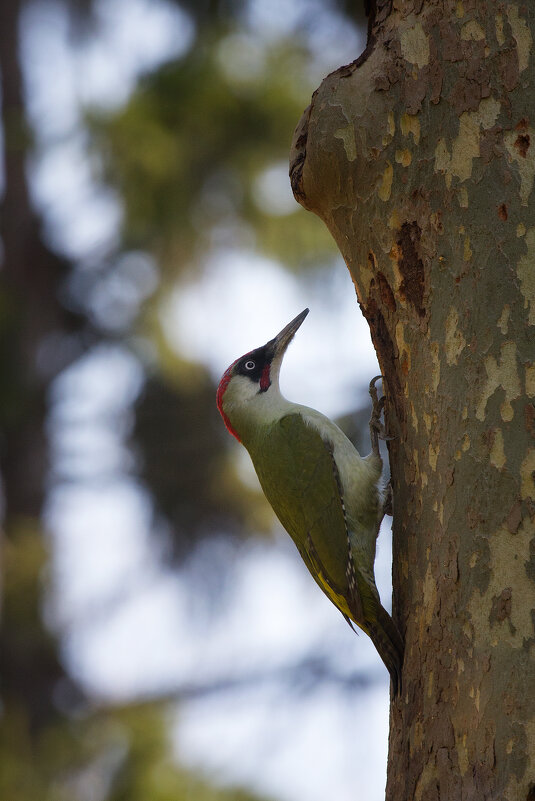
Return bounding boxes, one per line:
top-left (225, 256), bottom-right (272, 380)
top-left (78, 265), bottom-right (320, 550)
top-left (367, 602), bottom-right (404, 695)
top-left (346, 567), bottom-right (404, 694)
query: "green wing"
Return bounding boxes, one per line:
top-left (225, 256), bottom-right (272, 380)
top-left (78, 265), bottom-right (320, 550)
top-left (249, 413), bottom-right (358, 618)
top-left (247, 413), bottom-right (404, 690)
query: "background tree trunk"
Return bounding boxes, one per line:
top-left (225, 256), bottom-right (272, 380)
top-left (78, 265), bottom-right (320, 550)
top-left (0, 0), bottom-right (82, 730)
top-left (291, 1), bottom-right (535, 798)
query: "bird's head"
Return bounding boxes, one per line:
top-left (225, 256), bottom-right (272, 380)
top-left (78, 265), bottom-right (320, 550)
top-left (216, 308), bottom-right (309, 442)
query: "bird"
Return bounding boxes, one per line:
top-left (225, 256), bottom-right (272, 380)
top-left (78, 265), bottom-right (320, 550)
top-left (216, 308), bottom-right (403, 692)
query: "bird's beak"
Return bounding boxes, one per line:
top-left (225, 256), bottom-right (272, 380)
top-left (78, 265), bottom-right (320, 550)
top-left (268, 308), bottom-right (309, 360)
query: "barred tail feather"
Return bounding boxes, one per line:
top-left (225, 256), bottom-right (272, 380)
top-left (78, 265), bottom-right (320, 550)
top-left (367, 602), bottom-right (404, 694)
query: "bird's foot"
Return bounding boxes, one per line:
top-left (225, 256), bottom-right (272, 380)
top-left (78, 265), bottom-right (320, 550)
top-left (369, 375), bottom-right (392, 457)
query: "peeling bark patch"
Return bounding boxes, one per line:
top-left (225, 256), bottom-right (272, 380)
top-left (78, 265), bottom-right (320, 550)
top-left (395, 148), bottom-right (412, 166)
top-left (517, 228), bottom-right (535, 324)
top-left (378, 162), bottom-right (394, 201)
top-left (435, 97), bottom-right (501, 185)
top-left (436, 21), bottom-right (491, 115)
top-left (467, 513), bottom-right (534, 651)
top-left (376, 271), bottom-right (397, 311)
top-left (290, 152), bottom-right (306, 203)
top-left (363, 297), bottom-right (404, 424)
top-left (505, 126), bottom-right (535, 206)
top-left (505, 501), bottom-right (523, 535)
top-left (476, 342), bottom-right (521, 422)
top-left (364, 299), bottom-right (394, 367)
top-left (401, 112), bottom-right (421, 144)
top-left (480, 127), bottom-right (504, 165)
top-left (498, 48), bottom-right (519, 93)
top-left (467, 534), bottom-right (492, 593)
top-left (489, 587), bottom-right (514, 631)
top-left (521, 450), bottom-right (535, 501)
top-left (402, 73), bottom-right (428, 115)
top-left (461, 19), bottom-right (486, 42)
top-left (489, 427), bottom-right (506, 469)
top-left (334, 123), bottom-right (357, 161)
top-left (395, 321), bottom-right (411, 376)
top-left (445, 307), bottom-right (466, 366)
top-left (506, 4), bottom-right (532, 74)
top-left (289, 103), bottom-right (312, 207)
top-left (449, 61), bottom-right (491, 116)
top-left (396, 221), bottom-right (426, 318)
top-left (400, 21), bottom-right (430, 68)
top-left (515, 134), bottom-right (531, 158)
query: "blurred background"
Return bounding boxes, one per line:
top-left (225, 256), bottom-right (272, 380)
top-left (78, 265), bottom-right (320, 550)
top-left (0, 1), bottom-right (394, 799)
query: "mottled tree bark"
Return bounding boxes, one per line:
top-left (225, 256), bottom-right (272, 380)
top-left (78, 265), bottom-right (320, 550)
top-left (291, 2), bottom-right (535, 799)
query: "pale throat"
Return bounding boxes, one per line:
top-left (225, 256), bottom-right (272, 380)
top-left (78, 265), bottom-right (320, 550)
top-left (223, 378), bottom-right (289, 443)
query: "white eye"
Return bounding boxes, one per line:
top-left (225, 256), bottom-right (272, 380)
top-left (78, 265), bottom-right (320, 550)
top-left (245, 360), bottom-right (255, 370)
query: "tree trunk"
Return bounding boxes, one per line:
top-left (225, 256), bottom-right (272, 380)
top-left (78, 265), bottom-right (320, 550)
top-left (0, 0), bottom-right (83, 730)
top-left (290, 2), bottom-right (535, 799)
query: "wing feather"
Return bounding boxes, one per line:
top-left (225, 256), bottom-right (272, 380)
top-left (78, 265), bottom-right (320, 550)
top-left (251, 413), bottom-right (360, 619)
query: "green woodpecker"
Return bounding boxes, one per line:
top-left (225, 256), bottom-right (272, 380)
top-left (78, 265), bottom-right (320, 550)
top-left (216, 309), bottom-right (403, 692)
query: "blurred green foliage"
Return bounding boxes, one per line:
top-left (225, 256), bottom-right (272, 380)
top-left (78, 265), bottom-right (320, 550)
top-left (87, 32), bottom-right (337, 273)
top-left (1, 524), bottom-right (274, 801)
top-left (84, 25), bottom-right (352, 557)
top-left (1, 0), bottom-right (365, 798)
